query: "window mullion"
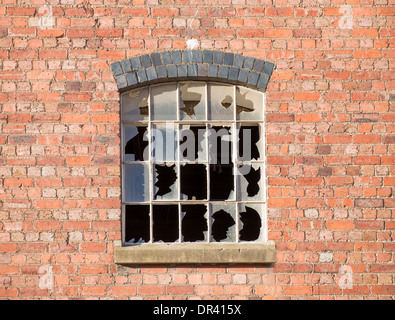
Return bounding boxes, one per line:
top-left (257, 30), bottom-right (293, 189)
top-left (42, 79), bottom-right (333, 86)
top-left (148, 86), bottom-right (153, 243)
top-left (232, 85), bottom-right (239, 243)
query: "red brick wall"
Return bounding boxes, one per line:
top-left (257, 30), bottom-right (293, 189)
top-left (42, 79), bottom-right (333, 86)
top-left (1, 1), bottom-right (394, 299)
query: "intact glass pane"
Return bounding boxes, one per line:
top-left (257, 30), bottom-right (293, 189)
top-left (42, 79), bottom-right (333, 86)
top-left (123, 164), bottom-right (150, 203)
top-left (236, 86), bottom-right (263, 120)
top-left (151, 83), bottom-right (177, 120)
top-left (179, 82), bottom-right (206, 120)
top-left (152, 124), bottom-right (177, 163)
top-left (121, 88), bottom-right (149, 121)
top-left (238, 203), bottom-right (263, 242)
top-left (237, 163), bottom-right (264, 201)
top-left (208, 84), bottom-right (234, 120)
top-left (210, 203), bottom-right (236, 242)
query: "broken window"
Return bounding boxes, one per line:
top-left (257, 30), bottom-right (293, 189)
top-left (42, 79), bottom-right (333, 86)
top-left (121, 82), bottom-right (266, 245)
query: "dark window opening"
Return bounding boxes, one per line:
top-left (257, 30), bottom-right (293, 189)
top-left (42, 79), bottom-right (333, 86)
top-left (181, 204), bottom-right (208, 242)
top-left (153, 205), bottom-right (179, 242)
top-left (211, 209), bottom-right (235, 242)
top-left (154, 164), bottom-right (177, 199)
top-left (242, 165), bottom-right (261, 197)
top-left (125, 126), bottom-right (148, 161)
top-left (238, 126), bottom-right (260, 161)
top-left (180, 164), bottom-right (207, 200)
top-left (209, 164), bottom-right (234, 200)
top-left (125, 205), bottom-right (150, 243)
top-left (239, 206), bottom-right (261, 241)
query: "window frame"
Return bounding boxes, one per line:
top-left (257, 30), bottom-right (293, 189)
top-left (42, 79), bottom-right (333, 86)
top-left (112, 50), bottom-right (276, 264)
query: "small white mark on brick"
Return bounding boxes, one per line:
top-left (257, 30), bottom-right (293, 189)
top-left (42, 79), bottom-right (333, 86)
top-left (305, 209), bottom-right (318, 219)
top-left (186, 39), bottom-right (199, 50)
top-left (38, 265), bottom-right (54, 290)
top-left (319, 252), bottom-right (333, 263)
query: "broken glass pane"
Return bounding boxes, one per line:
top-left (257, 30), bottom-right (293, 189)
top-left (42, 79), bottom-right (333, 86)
top-left (123, 164), bottom-right (150, 203)
top-left (151, 83), bottom-right (177, 120)
top-left (208, 84), bottom-right (234, 120)
top-left (125, 205), bottom-right (150, 244)
top-left (179, 125), bottom-right (206, 162)
top-left (209, 164), bottom-right (234, 201)
top-left (208, 126), bottom-right (232, 165)
top-left (238, 125), bottom-right (262, 161)
top-left (152, 205), bottom-right (179, 243)
top-left (179, 82), bottom-right (206, 120)
top-left (211, 203), bottom-right (236, 242)
top-left (180, 164), bottom-right (207, 200)
top-left (238, 204), bottom-right (262, 242)
top-left (124, 125), bottom-right (149, 162)
top-left (237, 163), bottom-right (263, 201)
top-left (236, 86), bottom-right (263, 120)
top-left (152, 124), bottom-right (177, 163)
top-left (181, 204), bottom-right (208, 242)
top-left (154, 163), bottom-right (178, 201)
top-left (121, 88), bottom-right (149, 121)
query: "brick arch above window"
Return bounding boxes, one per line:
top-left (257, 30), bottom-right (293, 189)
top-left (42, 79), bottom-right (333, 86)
top-left (110, 50), bottom-right (275, 93)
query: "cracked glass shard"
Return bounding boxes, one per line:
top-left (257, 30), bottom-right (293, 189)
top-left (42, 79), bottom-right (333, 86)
top-left (154, 164), bottom-right (178, 200)
top-left (179, 83), bottom-right (205, 120)
top-left (221, 95), bottom-right (233, 109)
top-left (181, 204), bottom-right (208, 242)
top-left (236, 86), bottom-right (263, 120)
top-left (208, 83), bottom-right (234, 120)
top-left (152, 83), bottom-right (177, 120)
top-left (238, 125), bottom-right (261, 161)
top-left (239, 205), bottom-right (262, 242)
top-left (124, 126), bottom-right (148, 161)
top-left (125, 205), bottom-right (150, 244)
top-left (123, 164), bottom-right (150, 202)
top-left (211, 204), bottom-right (236, 242)
top-left (122, 88), bottom-right (149, 121)
top-left (180, 125), bottom-right (206, 162)
top-left (209, 164), bottom-right (234, 201)
top-left (180, 164), bottom-right (207, 200)
top-left (153, 205), bottom-right (179, 243)
top-left (236, 87), bottom-right (254, 114)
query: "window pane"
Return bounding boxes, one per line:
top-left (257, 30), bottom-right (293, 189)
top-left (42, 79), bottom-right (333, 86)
top-left (152, 124), bottom-right (177, 163)
top-left (236, 86), bottom-right (263, 120)
top-left (121, 88), bottom-right (149, 121)
top-left (210, 203), bottom-right (236, 242)
top-left (152, 205), bottom-right (179, 243)
top-left (151, 83), bottom-right (177, 120)
top-left (123, 164), bottom-right (150, 203)
top-left (179, 82), bottom-right (206, 120)
top-left (181, 204), bottom-right (208, 242)
top-left (237, 163), bottom-right (264, 201)
top-left (153, 163), bottom-right (178, 201)
top-left (125, 205), bottom-right (150, 244)
top-left (238, 125), bottom-right (262, 161)
top-left (208, 84), bottom-right (234, 120)
top-left (209, 164), bottom-right (234, 201)
top-left (123, 125), bottom-right (148, 162)
top-left (208, 126), bottom-right (232, 165)
top-left (180, 164), bottom-right (207, 200)
top-left (179, 125), bottom-right (206, 162)
top-left (238, 203), bottom-right (263, 242)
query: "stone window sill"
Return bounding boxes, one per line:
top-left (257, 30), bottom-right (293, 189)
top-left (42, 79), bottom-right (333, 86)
top-left (114, 241), bottom-right (276, 265)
